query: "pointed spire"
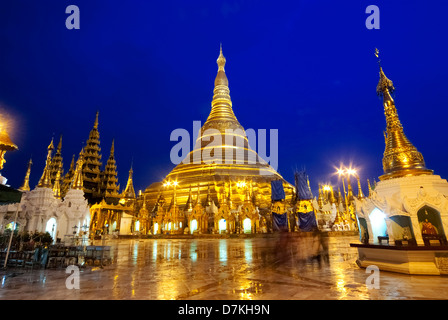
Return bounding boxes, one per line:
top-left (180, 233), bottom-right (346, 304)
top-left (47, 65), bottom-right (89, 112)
top-left (37, 138), bottom-right (54, 188)
top-left (19, 158), bottom-right (33, 191)
top-left (56, 134), bottom-right (62, 152)
top-left (346, 177), bottom-right (354, 202)
top-left (110, 139), bottom-right (115, 155)
top-left (123, 163), bottom-right (136, 199)
top-left (329, 186), bottom-right (336, 204)
top-left (50, 134), bottom-right (64, 185)
top-left (185, 185), bottom-right (193, 211)
top-left (206, 44), bottom-right (239, 124)
top-left (94, 111), bottom-right (99, 129)
top-left (195, 184), bottom-right (201, 206)
top-left (367, 179), bottom-right (373, 197)
top-left (82, 111), bottom-right (103, 203)
top-left (72, 149), bottom-right (85, 190)
top-left (375, 49), bottom-right (433, 180)
top-left (69, 154), bottom-right (75, 171)
top-left (337, 188), bottom-right (343, 206)
top-left (101, 139), bottom-right (119, 199)
top-left (356, 176), bottom-right (365, 200)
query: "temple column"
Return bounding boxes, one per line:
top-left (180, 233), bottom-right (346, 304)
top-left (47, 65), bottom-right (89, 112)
top-left (440, 213), bottom-right (448, 241)
top-left (365, 218), bottom-right (374, 244)
top-left (410, 215), bottom-right (424, 245)
top-left (385, 218), bottom-right (395, 244)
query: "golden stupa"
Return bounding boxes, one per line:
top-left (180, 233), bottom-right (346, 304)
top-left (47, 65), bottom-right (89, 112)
top-left (143, 47), bottom-right (294, 211)
top-left (376, 49), bottom-right (433, 180)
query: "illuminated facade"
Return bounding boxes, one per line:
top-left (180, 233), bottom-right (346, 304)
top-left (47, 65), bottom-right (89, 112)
top-left (0, 145), bottom-right (90, 242)
top-left (135, 47), bottom-right (296, 235)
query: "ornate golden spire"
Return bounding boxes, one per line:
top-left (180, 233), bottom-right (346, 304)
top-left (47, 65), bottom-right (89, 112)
top-left (37, 138), bottom-right (54, 188)
top-left (72, 149), bottom-right (85, 190)
top-left (94, 111), bottom-right (99, 129)
top-left (205, 45), bottom-right (239, 125)
top-left (19, 158), bottom-right (32, 191)
top-left (375, 49), bottom-right (433, 180)
top-left (50, 135), bottom-right (64, 184)
top-left (82, 112), bottom-right (102, 203)
top-left (356, 176), bottom-right (364, 199)
top-left (185, 185), bottom-right (193, 211)
top-left (367, 179), bottom-right (373, 197)
top-left (123, 164), bottom-right (136, 199)
top-left (329, 186), bottom-right (336, 204)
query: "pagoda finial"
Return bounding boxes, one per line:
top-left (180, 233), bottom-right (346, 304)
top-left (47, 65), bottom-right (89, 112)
top-left (94, 111), bottom-right (99, 129)
top-left (69, 154), bottom-right (75, 171)
top-left (19, 158), bottom-right (33, 191)
top-left (57, 134), bottom-right (62, 152)
top-left (110, 139), bottom-right (115, 155)
top-left (375, 50), bottom-right (433, 180)
top-left (217, 43), bottom-right (226, 71)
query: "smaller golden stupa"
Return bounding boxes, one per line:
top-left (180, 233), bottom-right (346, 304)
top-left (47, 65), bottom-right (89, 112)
top-left (375, 49), bottom-right (433, 180)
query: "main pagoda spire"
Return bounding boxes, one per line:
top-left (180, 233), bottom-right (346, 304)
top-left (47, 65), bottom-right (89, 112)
top-left (205, 45), bottom-right (239, 125)
top-left (375, 49), bottom-right (433, 180)
top-left (82, 111), bottom-right (103, 203)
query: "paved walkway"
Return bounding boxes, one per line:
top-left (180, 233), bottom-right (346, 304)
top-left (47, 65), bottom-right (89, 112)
top-left (1, 235), bottom-right (447, 300)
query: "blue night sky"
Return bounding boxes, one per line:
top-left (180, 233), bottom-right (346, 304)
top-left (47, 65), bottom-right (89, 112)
top-left (0, 1), bottom-right (447, 195)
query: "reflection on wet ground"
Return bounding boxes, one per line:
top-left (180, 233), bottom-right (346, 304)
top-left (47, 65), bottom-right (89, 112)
top-left (1, 234), bottom-right (448, 300)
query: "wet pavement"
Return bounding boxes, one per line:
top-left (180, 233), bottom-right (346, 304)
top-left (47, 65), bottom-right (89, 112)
top-left (1, 235), bottom-right (448, 300)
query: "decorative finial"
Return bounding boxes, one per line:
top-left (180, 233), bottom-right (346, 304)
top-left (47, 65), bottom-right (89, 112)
top-left (375, 48), bottom-right (381, 67)
top-left (94, 111), bottom-right (99, 129)
top-left (376, 50), bottom-right (395, 96)
top-left (217, 44), bottom-right (226, 72)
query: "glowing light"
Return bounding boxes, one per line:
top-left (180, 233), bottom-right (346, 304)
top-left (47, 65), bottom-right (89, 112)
top-left (119, 198), bottom-right (126, 205)
top-left (370, 208), bottom-right (387, 243)
top-left (219, 219), bottom-right (226, 231)
top-left (190, 219), bottom-right (198, 234)
top-left (322, 185), bottom-right (332, 191)
top-left (243, 218), bottom-right (251, 233)
top-left (236, 181), bottom-right (247, 188)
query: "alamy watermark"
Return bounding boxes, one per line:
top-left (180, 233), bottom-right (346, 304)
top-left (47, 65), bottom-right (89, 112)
top-left (365, 265), bottom-right (380, 289)
top-left (365, 5), bottom-right (380, 30)
top-left (169, 121), bottom-right (278, 175)
top-left (65, 265), bottom-right (80, 290)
